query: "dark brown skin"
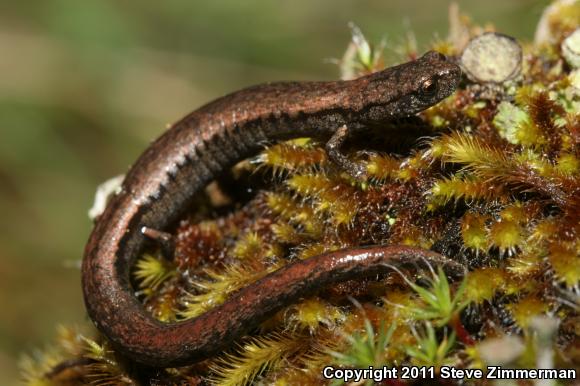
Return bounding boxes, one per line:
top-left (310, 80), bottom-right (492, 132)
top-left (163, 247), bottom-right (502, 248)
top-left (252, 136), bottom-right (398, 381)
top-left (82, 51), bottom-right (461, 367)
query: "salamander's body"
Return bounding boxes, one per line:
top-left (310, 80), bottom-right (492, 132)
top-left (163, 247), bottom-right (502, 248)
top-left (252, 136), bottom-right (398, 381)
top-left (82, 51), bottom-right (461, 367)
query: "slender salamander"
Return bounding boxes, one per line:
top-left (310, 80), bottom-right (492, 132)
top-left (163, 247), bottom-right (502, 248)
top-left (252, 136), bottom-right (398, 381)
top-left (82, 51), bottom-right (461, 367)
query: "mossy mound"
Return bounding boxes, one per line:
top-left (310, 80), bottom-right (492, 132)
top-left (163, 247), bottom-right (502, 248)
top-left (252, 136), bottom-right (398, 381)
top-left (22, 2), bottom-right (579, 385)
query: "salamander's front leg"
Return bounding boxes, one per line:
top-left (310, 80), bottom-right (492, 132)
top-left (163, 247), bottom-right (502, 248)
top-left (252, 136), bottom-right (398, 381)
top-left (325, 125), bottom-right (367, 179)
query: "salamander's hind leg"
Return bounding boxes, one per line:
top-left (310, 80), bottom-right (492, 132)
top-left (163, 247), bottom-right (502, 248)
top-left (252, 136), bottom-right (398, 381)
top-left (141, 226), bottom-right (175, 261)
top-left (325, 125), bottom-right (368, 180)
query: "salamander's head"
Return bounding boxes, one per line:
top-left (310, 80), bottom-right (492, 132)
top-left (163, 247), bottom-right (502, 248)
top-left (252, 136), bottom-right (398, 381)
top-left (356, 51), bottom-right (461, 122)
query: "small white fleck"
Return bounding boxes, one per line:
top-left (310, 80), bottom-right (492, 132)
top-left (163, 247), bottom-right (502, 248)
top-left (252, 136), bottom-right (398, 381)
top-left (88, 174), bottom-right (125, 220)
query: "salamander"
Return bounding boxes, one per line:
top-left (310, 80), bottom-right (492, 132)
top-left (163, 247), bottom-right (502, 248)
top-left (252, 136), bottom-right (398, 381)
top-left (82, 51), bottom-right (461, 367)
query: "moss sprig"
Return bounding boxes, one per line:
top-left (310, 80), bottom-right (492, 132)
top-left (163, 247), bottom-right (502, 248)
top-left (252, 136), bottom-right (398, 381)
top-left (208, 331), bottom-right (310, 386)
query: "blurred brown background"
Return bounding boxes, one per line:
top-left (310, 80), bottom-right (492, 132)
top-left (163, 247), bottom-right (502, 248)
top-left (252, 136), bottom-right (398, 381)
top-left (0, 0), bottom-right (549, 384)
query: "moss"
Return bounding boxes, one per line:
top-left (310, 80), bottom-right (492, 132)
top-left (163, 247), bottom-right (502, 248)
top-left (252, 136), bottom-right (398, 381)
top-left (23, 3), bottom-right (580, 385)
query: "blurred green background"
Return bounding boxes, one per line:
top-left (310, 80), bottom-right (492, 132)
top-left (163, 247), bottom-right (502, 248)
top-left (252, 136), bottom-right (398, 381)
top-left (0, 0), bottom-right (550, 384)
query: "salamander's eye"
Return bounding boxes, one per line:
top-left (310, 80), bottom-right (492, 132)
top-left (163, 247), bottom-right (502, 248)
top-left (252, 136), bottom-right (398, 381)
top-left (420, 77), bottom-right (438, 96)
top-left (423, 51), bottom-right (447, 62)
top-left (434, 52), bottom-right (446, 61)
